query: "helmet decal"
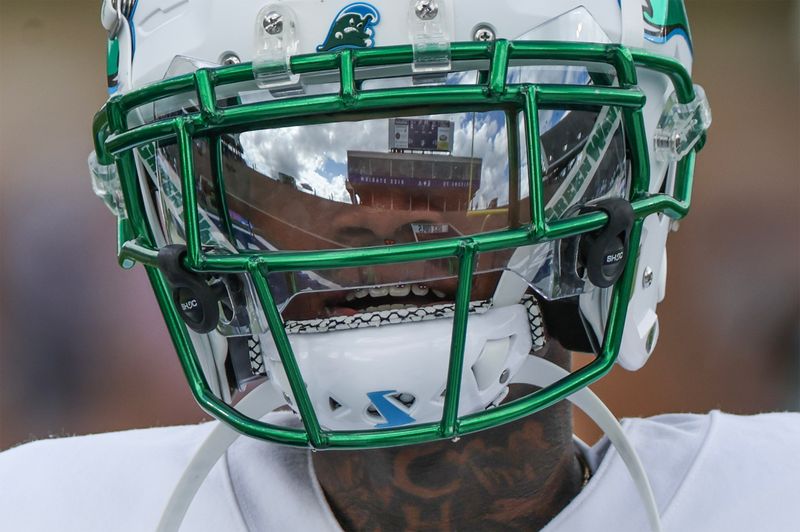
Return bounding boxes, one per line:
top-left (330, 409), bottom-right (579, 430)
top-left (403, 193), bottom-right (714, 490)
top-left (366, 391), bottom-right (416, 428)
top-left (642, 0), bottom-right (692, 48)
top-left (317, 2), bottom-right (381, 52)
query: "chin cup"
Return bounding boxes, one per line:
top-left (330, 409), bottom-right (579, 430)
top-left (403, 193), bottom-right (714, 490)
top-left (157, 245), bottom-right (233, 334)
top-left (578, 198), bottom-right (635, 289)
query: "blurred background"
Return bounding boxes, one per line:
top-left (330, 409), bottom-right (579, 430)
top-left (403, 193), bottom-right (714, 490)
top-left (1, 0), bottom-right (798, 450)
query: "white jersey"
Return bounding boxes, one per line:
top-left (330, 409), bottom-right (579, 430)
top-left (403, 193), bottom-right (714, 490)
top-left (1, 411), bottom-right (799, 531)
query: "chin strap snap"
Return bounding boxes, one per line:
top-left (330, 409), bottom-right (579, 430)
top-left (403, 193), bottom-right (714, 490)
top-left (578, 198), bottom-right (635, 290)
top-left (155, 356), bottom-right (661, 532)
top-left (157, 245), bottom-right (228, 334)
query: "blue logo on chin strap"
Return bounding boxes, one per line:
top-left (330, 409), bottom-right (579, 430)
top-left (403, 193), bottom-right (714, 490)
top-left (367, 390), bottom-right (416, 428)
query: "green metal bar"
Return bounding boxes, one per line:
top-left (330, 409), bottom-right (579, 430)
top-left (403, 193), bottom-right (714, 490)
top-left (106, 84), bottom-right (644, 157)
top-left (339, 50), bottom-right (356, 104)
top-left (460, 219), bottom-right (643, 433)
top-left (524, 88), bottom-right (547, 235)
top-left (118, 211), bottom-right (618, 274)
top-left (505, 109), bottom-right (521, 228)
top-left (92, 108), bottom-right (113, 164)
top-left (194, 68), bottom-right (221, 125)
top-left (601, 219), bottom-right (645, 361)
top-left (545, 211), bottom-right (607, 241)
top-left (673, 150), bottom-right (696, 210)
top-left (106, 97), bottom-right (159, 251)
top-left (107, 87), bottom-right (645, 162)
top-left (101, 42), bottom-right (697, 155)
top-left (610, 46), bottom-right (638, 87)
top-left (117, 204), bottom-right (654, 275)
top-left (440, 242), bottom-right (477, 438)
top-left (106, 118), bottom-right (179, 155)
top-left (536, 85), bottom-right (645, 109)
top-left (175, 120), bottom-right (202, 267)
top-left (118, 73), bottom-right (195, 114)
top-left (136, 216), bottom-right (651, 449)
top-left (631, 50), bottom-right (695, 103)
top-left (623, 107), bottom-right (652, 198)
top-left (631, 194), bottom-right (689, 220)
top-left (203, 86), bottom-right (516, 134)
top-left (324, 423), bottom-right (442, 448)
top-left (145, 264), bottom-right (310, 446)
top-left (248, 264), bottom-right (327, 448)
top-left (120, 239), bottom-right (159, 266)
top-left (210, 135), bottom-right (237, 240)
top-left (489, 40), bottom-right (511, 96)
top-left (117, 219), bottom-right (136, 270)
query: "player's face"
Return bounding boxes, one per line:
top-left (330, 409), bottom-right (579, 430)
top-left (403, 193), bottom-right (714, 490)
top-left (166, 111), bottom-right (520, 321)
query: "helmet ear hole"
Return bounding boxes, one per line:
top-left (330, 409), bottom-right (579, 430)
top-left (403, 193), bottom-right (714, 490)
top-left (391, 393), bottom-right (416, 408)
top-left (328, 397), bottom-right (343, 412)
top-left (471, 337), bottom-right (512, 391)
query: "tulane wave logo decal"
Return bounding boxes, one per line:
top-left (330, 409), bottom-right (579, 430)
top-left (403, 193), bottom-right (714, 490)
top-left (317, 2), bottom-right (381, 52)
top-left (641, 0), bottom-right (693, 50)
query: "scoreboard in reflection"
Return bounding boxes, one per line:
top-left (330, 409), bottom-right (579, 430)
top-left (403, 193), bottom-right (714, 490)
top-left (389, 118), bottom-right (454, 153)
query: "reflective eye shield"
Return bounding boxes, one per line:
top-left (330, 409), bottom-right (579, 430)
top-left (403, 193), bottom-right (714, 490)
top-left (150, 105), bottom-right (626, 315)
top-left (93, 40), bottom-right (705, 449)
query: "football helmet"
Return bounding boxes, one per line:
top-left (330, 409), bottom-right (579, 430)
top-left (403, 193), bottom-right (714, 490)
top-left (90, 0), bottom-right (710, 449)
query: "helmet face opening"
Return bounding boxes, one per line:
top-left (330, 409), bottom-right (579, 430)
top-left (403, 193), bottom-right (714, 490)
top-left (91, 34), bottom-right (705, 449)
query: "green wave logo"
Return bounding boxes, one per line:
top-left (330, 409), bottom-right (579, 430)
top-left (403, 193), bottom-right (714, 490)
top-left (317, 3), bottom-right (381, 52)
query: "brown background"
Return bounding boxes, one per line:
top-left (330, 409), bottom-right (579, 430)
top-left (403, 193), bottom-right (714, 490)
top-left (1, 1), bottom-right (798, 449)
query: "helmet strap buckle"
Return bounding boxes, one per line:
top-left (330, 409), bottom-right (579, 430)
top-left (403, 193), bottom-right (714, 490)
top-left (157, 245), bottom-right (227, 334)
top-left (578, 198), bottom-right (635, 289)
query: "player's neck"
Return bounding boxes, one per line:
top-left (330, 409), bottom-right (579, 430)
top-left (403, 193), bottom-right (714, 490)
top-left (312, 344), bottom-right (583, 531)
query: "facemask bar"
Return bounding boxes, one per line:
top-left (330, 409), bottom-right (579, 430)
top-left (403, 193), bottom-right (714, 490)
top-left (93, 40), bottom-right (705, 449)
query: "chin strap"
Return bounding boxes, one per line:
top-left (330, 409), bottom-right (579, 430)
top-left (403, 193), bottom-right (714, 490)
top-left (155, 382), bottom-right (285, 532)
top-left (157, 356), bottom-right (661, 532)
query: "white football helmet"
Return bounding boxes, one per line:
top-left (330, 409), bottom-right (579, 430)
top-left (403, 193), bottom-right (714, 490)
top-left (90, 0), bottom-right (710, 449)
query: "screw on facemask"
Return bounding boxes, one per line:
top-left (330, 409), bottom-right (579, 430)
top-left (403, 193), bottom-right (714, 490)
top-left (472, 24), bottom-right (497, 42)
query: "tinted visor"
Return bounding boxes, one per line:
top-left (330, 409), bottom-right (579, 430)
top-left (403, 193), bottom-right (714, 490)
top-left (147, 79), bottom-right (628, 317)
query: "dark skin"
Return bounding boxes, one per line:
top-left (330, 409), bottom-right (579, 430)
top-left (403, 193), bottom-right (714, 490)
top-left (312, 342), bottom-right (584, 531)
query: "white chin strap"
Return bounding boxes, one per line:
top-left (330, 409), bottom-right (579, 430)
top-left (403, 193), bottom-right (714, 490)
top-left (157, 356), bottom-right (662, 532)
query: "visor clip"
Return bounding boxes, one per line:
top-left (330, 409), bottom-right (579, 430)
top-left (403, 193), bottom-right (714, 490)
top-left (408, 0), bottom-right (453, 80)
top-left (157, 245), bottom-right (227, 334)
top-left (253, 5), bottom-right (302, 92)
top-left (577, 198), bottom-right (635, 289)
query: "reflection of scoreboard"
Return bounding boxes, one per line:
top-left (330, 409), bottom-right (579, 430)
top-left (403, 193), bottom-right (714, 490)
top-left (389, 118), bottom-right (454, 153)
top-left (346, 150), bottom-right (482, 212)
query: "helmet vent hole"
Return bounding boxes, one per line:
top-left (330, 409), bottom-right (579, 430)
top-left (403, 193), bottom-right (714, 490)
top-left (391, 393), bottom-right (416, 408)
top-left (328, 397), bottom-right (343, 411)
top-left (471, 337), bottom-right (512, 391)
top-left (366, 405), bottom-right (381, 419)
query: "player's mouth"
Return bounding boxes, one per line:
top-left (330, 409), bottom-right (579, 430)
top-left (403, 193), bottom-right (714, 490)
top-left (282, 284), bottom-right (451, 321)
top-left (281, 273), bottom-right (500, 322)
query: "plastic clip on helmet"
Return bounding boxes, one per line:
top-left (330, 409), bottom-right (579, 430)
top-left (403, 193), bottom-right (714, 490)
top-left (90, 0), bottom-right (710, 529)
